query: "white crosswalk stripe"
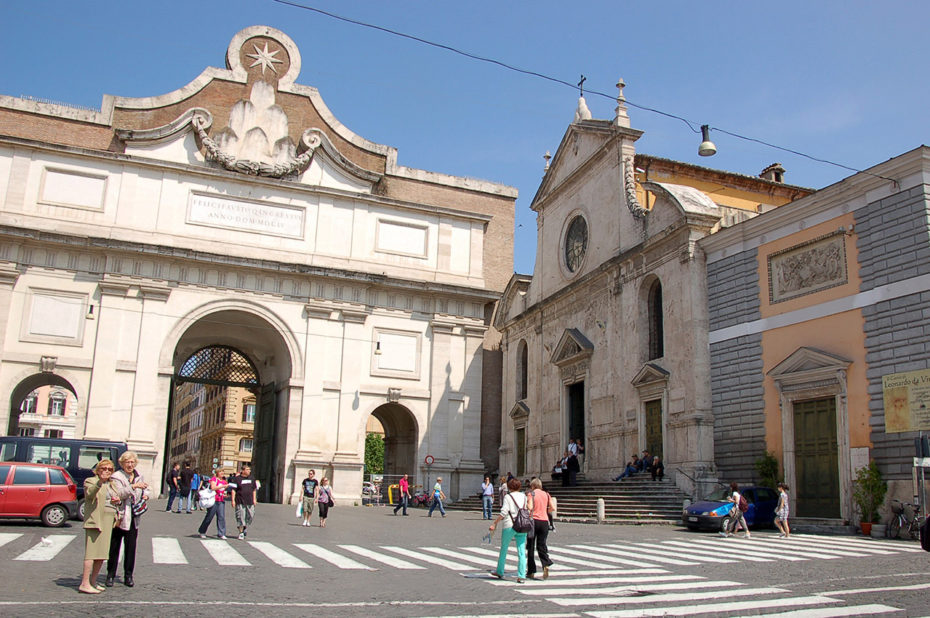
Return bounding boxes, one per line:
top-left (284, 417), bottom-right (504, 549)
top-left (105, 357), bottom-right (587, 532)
top-left (201, 539), bottom-right (250, 565)
top-left (338, 544), bottom-right (426, 569)
top-left (566, 543), bottom-right (668, 567)
top-left (152, 536), bottom-right (188, 564)
top-left (380, 544), bottom-right (471, 570)
top-left (663, 536), bottom-right (808, 561)
top-left (586, 595), bottom-right (844, 617)
top-left (249, 541), bottom-right (311, 568)
top-left (0, 533), bottom-right (23, 549)
top-left (14, 534), bottom-right (74, 561)
top-left (597, 542), bottom-right (699, 565)
top-left (660, 539), bottom-right (776, 561)
top-left (755, 605), bottom-right (903, 617)
top-left (294, 543), bottom-right (373, 569)
top-left (547, 585), bottom-right (790, 607)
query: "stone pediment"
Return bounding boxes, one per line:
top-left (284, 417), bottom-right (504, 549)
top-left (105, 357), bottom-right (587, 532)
top-left (509, 401), bottom-right (530, 421)
top-left (631, 362), bottom-right (670, 387)
top-left (492, 274), bottom-right (532, 329)
top-left (113, 26), bottom-right (383, 190)
top-left (550, 328), bottom-right (594, 366)
top-left (768, 347), bottom-right (852, 378)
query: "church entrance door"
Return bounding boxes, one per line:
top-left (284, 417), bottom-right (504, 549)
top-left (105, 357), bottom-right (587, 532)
top-left (793, 397), bottom-right (840, 518)
top-left (644, 399), bottom-right (663, 459)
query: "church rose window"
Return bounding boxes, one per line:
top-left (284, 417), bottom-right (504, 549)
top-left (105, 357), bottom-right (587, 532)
top-left (564, 215), bottom-right (588, 273)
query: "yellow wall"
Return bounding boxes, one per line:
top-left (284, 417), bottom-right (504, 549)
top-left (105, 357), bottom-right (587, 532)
top-left (636, 171), bottom-right (796, 213)
top-left (756, 212), bottom-right (871, 459)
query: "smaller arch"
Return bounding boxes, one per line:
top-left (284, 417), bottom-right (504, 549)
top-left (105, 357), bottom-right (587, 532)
top-left (642, 277), bottom-right (664, 361)
top-left (7, 373), bottom-right (79, 436)
top-left (517, 339), bottom-right (529, 401)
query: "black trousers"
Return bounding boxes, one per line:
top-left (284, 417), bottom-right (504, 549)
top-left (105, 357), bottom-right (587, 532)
top-left (526, 519), bottom-right (552, 575)
top-left (107, 518), bottom-right (138, 577)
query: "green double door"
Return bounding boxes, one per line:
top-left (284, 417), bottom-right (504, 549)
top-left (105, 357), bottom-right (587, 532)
top-left (794, 397), bottom-right (840, 518)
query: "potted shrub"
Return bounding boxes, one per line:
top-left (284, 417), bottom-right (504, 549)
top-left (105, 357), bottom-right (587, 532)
top-left (851, 460), bottom-right (887, 535)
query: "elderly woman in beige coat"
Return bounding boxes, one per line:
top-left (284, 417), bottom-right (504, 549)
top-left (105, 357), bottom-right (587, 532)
top-left (79, 459), bottom-right (120, 594)
top-left (106, 451), bottom-right (150, 587)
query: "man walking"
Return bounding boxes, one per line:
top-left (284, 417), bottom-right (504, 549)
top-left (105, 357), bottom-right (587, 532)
top-left (177, 461), bottom-right (194, 513)
top-left (481, 474), bottom-right (495, 520)
top-left (165, 462), bottom-right (180, 512)
top-left (301, 469), bottom-right (318, 527)
top-left (229, 465), bottom-right (259, 539)
top-left (393, 473), bottom-right (411, 516)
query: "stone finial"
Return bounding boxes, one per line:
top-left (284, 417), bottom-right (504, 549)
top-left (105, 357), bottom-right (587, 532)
top-left (614, 78), bottom-right (630, 128)
top-left (574, 96), bottom-right (592, 122)
top-left (543, 151), bottom-right (552, 172)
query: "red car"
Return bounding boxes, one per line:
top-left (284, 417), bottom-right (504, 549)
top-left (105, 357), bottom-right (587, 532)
top-left (0, 462), bottom-right (79, 527)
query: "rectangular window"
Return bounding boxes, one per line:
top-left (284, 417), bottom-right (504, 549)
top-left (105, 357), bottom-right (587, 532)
top-left (78, 446), bottom-right (116, 470)
top-left (18, 428), bottom-right (35, 437)
top-left (43, 429), bottom-right (64, 438)
top-left (48, 398), bottom-right (66, 416)
top-left (23, 397), bottom-right (37, 414)
top-left (0, 444), bottom-right (16, 462)
top-left (242, 404), bottom-right (256, 423)
top-left (12, 466), bottom-right (48, 485)
top-left (240, 439), bottom-right (253, 453)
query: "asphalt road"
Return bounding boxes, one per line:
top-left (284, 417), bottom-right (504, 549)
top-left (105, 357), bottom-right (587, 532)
top-left (1, 501), bottom-right (927, 617)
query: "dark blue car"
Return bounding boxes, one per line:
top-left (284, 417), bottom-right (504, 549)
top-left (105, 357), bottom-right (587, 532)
top-left (682, 486), bottom-right (778, 532)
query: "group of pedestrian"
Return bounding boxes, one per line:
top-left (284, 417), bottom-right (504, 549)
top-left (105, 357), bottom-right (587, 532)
top-left (552, 439), bottom-right (583, 486)
top-left (79, 451), bottom-right (150, 593)
top-left (719, 481), bottom-right (791, 538)
top-left (300, 469), bottom-right (335, 527)
top-left (165, 461), bottom-right (202, 514)
top-left (488, 476), bottom-right (556, 583)
top-left (612, 450), bottom-right (664, 481)
top-left (197, 464), bottom-right (264, 538)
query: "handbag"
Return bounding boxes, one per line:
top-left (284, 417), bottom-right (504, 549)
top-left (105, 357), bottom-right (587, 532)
top-left (132, 496), bottom-right (148, 517)
top-left (326, 488), bottom-right (334, 508)
top-left (199, 487), bottom-right (216, 509)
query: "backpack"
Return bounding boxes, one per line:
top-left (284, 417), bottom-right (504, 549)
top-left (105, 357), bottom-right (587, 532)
top-left (738, 494), bottom-right (749, 513)
top-left (508, 494), bottom-right (533, 533)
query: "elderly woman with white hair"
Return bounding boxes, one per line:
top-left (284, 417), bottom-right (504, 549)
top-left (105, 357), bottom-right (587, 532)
top-left (106, 451), bottom-right (149, 588)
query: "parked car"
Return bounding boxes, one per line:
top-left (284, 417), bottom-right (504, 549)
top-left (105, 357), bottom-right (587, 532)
top-left (0, 437), bottom-right (126, 520)
top-left (682, 485), bottom-right (778, 532)
top-left (0, 462), bottom-right (79, 526)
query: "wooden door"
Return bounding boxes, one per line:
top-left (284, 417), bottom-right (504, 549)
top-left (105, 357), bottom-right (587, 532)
top-left (793, 397), bottom-right (840, 518)
top-left (645, 400), bottom-right (663, 459)
top-left (568, 382), bottom-right (585, 444)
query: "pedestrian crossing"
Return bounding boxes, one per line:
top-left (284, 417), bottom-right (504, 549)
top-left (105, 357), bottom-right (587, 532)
top-left (0, 530), bottom-right (919, 571)
top-left (0, 530), bottom-right (917, 615)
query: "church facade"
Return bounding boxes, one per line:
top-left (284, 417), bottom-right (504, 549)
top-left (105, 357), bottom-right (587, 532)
top-left (494, 92), bottom-right (807, 496)
top-left (0, 26), bottom-right (516, 502)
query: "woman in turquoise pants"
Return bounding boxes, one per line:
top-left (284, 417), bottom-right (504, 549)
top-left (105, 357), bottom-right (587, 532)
top-left (488, 477), bottom-right (530, 582)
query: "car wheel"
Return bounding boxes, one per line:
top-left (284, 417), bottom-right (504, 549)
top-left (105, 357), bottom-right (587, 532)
top-left (78, 499), bottom-right (85, 521)
top-left (42, 504), bottom-right (68, 527)
top-left (720, 516), bottom-right (732, 533)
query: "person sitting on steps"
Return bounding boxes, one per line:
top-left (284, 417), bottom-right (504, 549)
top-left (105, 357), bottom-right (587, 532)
top-left (649, 455), bottom-right (664, 481)
top-left (612, 454), bottom-right (640, 481)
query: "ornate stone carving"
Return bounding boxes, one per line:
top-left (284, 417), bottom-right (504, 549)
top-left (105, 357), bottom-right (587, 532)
top-left (623, 156), bottom-right (647, 219)
top-left (768, 232), bottom-right (847, 303)
top-left (387, 387), bottom-right (402, 403)
top-left (40, 356), bottom-right (57, 373)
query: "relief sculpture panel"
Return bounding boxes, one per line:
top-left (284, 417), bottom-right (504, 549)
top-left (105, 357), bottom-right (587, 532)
top-left (768, 232), bottom-right (847, 303)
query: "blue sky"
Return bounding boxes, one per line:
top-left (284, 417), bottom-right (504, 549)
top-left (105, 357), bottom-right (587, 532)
top-left (3, 1), bottom-right (928, 274)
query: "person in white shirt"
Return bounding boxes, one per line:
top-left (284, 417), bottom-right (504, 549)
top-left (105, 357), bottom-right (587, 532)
top-left (488, 477), bottom-right (530, 583)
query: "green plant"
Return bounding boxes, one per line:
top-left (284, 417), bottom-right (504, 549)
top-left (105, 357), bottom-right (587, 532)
top-left (364, 432), bottom-right (384, 476)
top-left (852, 460), bottom-right (887, 524)
top-left (754, 451), bottom-right (779, 489)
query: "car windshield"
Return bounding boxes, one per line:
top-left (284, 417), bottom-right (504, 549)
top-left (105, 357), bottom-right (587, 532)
top-left (708, 488), bottom-right (730, 501)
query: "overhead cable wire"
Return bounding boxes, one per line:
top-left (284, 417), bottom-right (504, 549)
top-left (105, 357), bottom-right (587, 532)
top-left (270, 0), bottom-right (896, 182)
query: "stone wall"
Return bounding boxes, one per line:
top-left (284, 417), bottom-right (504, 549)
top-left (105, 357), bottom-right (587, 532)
top-left (707, 248), bottom-right (760, 330)
top-left (856, 184), bottom-right (930, 479)
top-left (710, 333), bottom-right (766, 482)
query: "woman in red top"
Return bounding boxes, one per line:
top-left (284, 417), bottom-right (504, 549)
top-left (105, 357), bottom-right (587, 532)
top-left (526, 477), bottom-right (555, 580)
top-left (197, 470), bottom-right (229, 539)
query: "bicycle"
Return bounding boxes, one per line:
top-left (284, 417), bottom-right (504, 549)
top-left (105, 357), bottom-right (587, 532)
top-left (887, 500), bottom-right (923, 540)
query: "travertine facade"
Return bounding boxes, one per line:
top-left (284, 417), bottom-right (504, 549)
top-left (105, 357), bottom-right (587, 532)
top-left (494, 94), bottom-right (804, 496)
top-left (0, 26), bottom-right (516, 502)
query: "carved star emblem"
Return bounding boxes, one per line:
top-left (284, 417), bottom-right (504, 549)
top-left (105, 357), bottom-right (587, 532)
top-left (246, 42), bottom-right (283, 76)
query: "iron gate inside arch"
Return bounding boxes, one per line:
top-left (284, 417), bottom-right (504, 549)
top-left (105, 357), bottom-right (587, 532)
top-left (176, 345), bottom-right (260, 389)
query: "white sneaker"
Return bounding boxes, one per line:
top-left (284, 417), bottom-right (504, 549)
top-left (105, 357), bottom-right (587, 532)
top-left (199, 534), bottom-right (206, 539)
top-left (237, 532), bottom-right (245, 540)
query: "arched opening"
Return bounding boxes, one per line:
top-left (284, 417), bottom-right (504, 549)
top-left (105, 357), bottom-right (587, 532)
top-left (367, 403), bottom-right (418, 500)
top-left (517, 339), bottom-right (529, 400)
top-left (167, 309), bottom-right (294, 503)
top-left (7, 373), bottom-right (79, 438)
top-left (647, 279), bottom-right (664, 360)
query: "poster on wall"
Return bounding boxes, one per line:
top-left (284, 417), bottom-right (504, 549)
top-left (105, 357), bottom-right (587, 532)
top-left (882, 368), bottom-right (930, 433)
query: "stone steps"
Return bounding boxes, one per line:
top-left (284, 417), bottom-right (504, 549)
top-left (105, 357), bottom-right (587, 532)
top-left (448, 477), bottom-right (688, 524)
